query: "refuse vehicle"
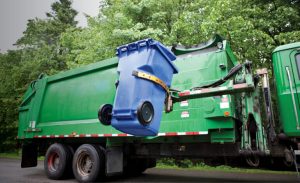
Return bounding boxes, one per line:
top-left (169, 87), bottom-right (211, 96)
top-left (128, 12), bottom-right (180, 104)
top-left (17, 35), bottom-right (300, 182)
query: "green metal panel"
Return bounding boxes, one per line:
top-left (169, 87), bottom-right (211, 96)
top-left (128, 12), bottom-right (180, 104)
top-left (18, 41), bottom-right (238, 144)
top-left (272, 43), bottom-right (300, 136)
top-left (161, 47), bottom-right (236, 143)
top-left (18, 58), bottom-right (121, 139)
top-left (272, 42), bottom-right (300, 54)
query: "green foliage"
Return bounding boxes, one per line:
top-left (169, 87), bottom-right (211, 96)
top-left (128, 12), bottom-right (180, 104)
top-left (14, 0), bottom-right (79, 83)
top-left (0, 0), bottom-right (78, 152)
top-left (0, 51), bottom-right (22, 151)
top-left (60, 0), bottom-right (300, 70)
top-left (158, 158), bottom-right (202, 168)
top-left (156, 158), bottom-right (295, 174)
top-left (15, 0), bottom-right (78, 75)
top-left (16, 0), bottom-right (77, 47)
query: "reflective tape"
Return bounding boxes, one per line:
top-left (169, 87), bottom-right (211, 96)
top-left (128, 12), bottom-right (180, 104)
top-left (31, 131), bottom-right (209, 138)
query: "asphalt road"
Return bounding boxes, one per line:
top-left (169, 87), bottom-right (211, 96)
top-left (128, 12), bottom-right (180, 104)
top-left (0, 158), bottom-right (298, 182)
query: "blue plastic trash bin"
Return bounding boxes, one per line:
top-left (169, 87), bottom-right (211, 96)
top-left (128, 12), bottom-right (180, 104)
top-left (111, 38), bottom-right (178, 136)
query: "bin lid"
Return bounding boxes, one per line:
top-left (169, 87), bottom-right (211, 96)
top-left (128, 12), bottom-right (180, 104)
top-left (117, 38), bottom-right (178, 74)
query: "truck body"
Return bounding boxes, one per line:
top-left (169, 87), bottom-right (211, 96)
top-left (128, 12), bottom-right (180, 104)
top-left (17, 35), bottom-right (300, 182)
top-left (18, 36), bottom-right (239, 143)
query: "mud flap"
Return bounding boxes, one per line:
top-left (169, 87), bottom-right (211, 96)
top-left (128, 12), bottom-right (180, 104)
top-left (21, 142), bottom-right (37, 168)
top-left (106, 146), bottom-right (123, 176)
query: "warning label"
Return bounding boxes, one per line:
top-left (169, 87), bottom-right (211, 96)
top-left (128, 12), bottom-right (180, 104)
top-left (181, 111), bottom-right (190, 118)
top-left (180, 100), bottom-right (189, 107)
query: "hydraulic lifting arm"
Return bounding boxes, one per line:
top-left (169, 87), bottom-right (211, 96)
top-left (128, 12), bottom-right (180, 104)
top-left (165, 62), bottom-right (270, 156)
top-left (165, 61), bottom-right (255, 112)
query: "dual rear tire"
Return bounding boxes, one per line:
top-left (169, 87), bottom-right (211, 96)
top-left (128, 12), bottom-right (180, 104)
top-left (44, 143), bottom-right (105, 182)
top-left (45, 143), bottom-right (155, 182)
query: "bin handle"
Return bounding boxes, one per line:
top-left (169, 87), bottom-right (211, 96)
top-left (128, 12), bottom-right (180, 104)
top-left (132, 70), bottom-right (175, 113)
top-left (132, 70), bottom-right (169, 94)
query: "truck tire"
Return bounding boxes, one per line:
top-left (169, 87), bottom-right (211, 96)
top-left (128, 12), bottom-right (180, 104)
top-left (72, 144), bottom-right (105, 182)
top-left (44, 143), bottom-right (73, 180)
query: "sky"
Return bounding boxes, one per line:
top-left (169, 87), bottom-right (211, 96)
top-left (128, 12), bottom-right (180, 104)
top-left (0, 0), bottom-right (100, 52)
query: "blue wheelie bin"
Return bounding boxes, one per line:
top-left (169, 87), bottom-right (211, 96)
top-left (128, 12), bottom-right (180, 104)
top-left (111, 38), bottom-right (178, 136)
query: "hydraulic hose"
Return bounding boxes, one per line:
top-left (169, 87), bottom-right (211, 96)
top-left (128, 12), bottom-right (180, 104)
top-left (191, 63), bottom-right (243, 90)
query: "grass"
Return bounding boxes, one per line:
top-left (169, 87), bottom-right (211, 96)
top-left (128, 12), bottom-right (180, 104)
top-left (156, 158), bottom-right (296, 175)
top-left (156, 163), bottom-right (296, 175)
top-left (0, 152), bottom-right (44, 160)
top-left (0, 152), bottom-right (21, 159)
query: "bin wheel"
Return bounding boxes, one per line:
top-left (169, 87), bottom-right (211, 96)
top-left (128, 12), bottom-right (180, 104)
top-left (137, 101), bottom-right (154, 126)
top-left (98, 104), bottom-right (113, 126)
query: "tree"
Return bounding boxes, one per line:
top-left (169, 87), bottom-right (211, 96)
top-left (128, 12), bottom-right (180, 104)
top-left (16, 0), bottom-right (77, 47)
top-left (0, 0), bottom-right (78, 152)
top-left (15, 0), bottom-right (78, 73)
top-left (60, 0), bottom-right (208, 67)
top-left (0, 51), bottom-right (22, 151)
top-left (61, 0), bottom-right (300, 70)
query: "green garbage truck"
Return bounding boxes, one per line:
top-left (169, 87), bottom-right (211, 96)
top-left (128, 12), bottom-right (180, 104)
top-left (17, 35), bottom-right (300, 182)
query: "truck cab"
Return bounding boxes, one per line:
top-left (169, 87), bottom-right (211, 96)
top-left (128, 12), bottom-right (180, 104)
top-left (272, 42), bottom-right (300, 136)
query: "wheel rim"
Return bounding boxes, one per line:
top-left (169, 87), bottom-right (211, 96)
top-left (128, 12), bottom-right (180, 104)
top-left (77, 152), bottom-right (93, 177)
top-left (138, 101), bottom-right (154, 125)
top-left (48, 152), bottom-right (60, 172)
top-left (141, 103), bottom-right (153, 122)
